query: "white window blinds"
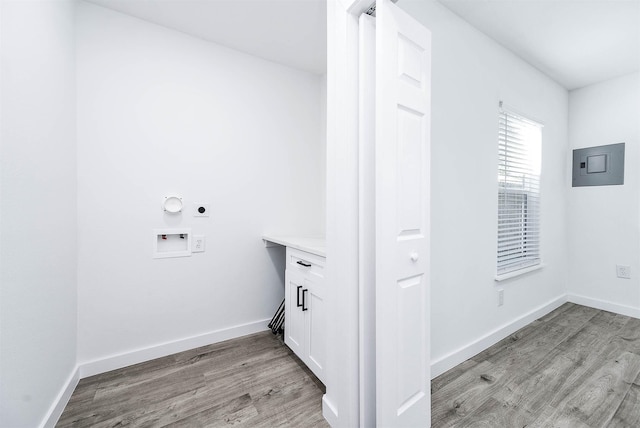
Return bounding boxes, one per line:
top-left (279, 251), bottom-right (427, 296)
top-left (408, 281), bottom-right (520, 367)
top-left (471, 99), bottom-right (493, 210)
top-left (497, 105), bottom-right (542, 276)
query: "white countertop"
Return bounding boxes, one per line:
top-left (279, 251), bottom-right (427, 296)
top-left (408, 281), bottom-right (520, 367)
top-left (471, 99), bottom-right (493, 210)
top-left (262, 235), bottom-right (326, 257)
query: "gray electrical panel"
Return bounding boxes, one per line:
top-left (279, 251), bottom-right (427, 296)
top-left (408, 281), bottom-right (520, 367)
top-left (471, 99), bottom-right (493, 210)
top-left (572, 143), bottom-right (625, 187)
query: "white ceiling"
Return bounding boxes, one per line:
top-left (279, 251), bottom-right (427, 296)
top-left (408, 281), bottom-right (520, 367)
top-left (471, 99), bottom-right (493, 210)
top-left (437, 0), bottom-right (640, 90)
top-left (84, 0), bottom-right (327, 75)
top-left (84, 0), bottom-right (639, 89)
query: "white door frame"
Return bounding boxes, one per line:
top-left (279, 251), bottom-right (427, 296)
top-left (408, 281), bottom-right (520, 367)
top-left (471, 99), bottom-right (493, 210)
top-left (358, 12), bottom-right (377, 428)
top-left (324, 0), bottom-right (372, 426)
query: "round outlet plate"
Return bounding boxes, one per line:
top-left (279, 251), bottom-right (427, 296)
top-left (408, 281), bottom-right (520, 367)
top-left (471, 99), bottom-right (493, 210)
top-left (163, 196), bottom-right (183, 213)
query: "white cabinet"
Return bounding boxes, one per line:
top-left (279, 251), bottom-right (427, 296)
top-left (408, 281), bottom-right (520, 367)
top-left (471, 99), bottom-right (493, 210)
top-left (284, 247), bottom-right (326, 383)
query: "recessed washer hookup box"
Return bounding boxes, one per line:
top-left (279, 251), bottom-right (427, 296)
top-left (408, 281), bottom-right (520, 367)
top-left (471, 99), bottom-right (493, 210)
top-left (572, 143), bottom-right (625, 187)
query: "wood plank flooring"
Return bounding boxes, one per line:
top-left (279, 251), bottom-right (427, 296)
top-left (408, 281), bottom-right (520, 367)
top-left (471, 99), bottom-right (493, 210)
top-left (432, 303), bottom-right (640, 427)
top-left (57, 332), bottom-right (329, 428)
top-left (60, 303), bottom-right (640, 427)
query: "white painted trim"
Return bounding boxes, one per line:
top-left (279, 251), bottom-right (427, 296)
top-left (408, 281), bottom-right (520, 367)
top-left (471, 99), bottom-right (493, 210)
top-left (40, 367), bottom-right (80, 428)
top-left (495, 263), bottom-right (545, 282)
top-left (358, 12), bottom-right (376, 428)
top-left (430, 294), bottom-right (640, 379)
top-left (430, 295), bottom-right (567, 378)
top-left (324, 0), bottom-right (361, 426)
top-left (322, 394), bottom-right (339, 427)
top-left (78, 319), bottom-right (269, 378)
top-left (567, 293), bottom-right (640, 319)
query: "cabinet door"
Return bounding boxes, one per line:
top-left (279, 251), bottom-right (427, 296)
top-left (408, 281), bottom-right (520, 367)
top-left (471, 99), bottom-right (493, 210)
top-left (305, 278), bottom-right (325, 383)
top-left (284, 269), bottom-right (305, 358)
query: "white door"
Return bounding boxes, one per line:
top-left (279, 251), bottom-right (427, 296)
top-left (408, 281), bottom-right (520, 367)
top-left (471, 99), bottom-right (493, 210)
top-left (284, 269), bottom-right (305, 358)
top-left (305, 278), bottom-right (326, 383)
top-left (375, 0), bottom-right (431, 426)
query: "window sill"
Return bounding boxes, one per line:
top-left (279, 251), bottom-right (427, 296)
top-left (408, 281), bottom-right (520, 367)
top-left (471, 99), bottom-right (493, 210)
top-left (495, 263), bottom-right (544, 282)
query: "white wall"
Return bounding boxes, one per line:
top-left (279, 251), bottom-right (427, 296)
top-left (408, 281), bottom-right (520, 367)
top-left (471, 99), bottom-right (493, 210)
top-left (0, 1), bottom-right (78, 426)
top-left (76, 2), bottom-right (325, 366)
top-left (567, 72), bottom-right (640, 313)
top-left (398, 0), bottom-right (569, 371)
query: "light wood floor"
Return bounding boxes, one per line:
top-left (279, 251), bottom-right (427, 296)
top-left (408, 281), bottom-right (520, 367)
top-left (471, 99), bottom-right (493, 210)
top-left (57, 332), bottom-right (329, 428)
top-left (432, 302), bottom-right (640, 427)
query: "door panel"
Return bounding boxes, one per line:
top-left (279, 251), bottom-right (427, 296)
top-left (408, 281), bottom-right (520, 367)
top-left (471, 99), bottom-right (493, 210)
top-left (306, 280), bottom-right (325, 383)
top-left (375, 0), bottom-right (431, 425)
top-left (397, 274), bottom-right (426, 413)
top-left (284, 269), bottom-right (305, 358)
top-left (397, 105), bottom-right (425, 236)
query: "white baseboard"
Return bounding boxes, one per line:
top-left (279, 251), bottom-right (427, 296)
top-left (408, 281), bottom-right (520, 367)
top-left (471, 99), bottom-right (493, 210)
top-left (430, 295), bottom-right (567, 378)
top-left (44, 297), bottom-right (638, 427)
top-left (78, 319), bottom-right (270, 378)
top-left (41, 320), bottom-right (270, 427)
top-left (322, 394), bottom-right (339, 427)
top-left (41, 367), bottom-right (80, 428)
top-left (567, 293), bottom-right (640, 319)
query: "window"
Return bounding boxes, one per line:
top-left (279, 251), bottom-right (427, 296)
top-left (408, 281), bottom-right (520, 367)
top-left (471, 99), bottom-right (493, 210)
top-left (497, 104), bottom-right (542, 277)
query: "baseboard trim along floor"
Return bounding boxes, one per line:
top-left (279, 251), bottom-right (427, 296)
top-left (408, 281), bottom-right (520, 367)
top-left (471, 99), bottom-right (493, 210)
top-left (46, 294), bottom-right (640, 426)
top-left (431, 303), bottom-right (640, 426)
top-left (56, 332), bottom-right (328, 427)
top-left (567, 293), bottom-right (640, 320)
top-left (42, 367), bottom-right (79, 428)
top-left (431, 293), bottom-right (640, 379)
top-left (44, 319), bottom-right (269, 427)
top-left (78, 318), bottom-right (270, 379)
top-left (430, 295), bottom-right (567, 378)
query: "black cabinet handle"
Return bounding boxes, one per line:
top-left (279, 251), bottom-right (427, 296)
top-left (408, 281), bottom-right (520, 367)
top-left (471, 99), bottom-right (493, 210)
top-left (296, 260), bottom-right (311, 267)
top-left (296, 285), bottom-right (303, 307)
top-left (302, 289), bottom-right (308, 311)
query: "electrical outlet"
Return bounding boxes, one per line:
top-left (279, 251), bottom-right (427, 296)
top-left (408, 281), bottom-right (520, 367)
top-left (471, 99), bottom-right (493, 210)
top-left (616, 265), bottom-right (631, 279)
top-left (192, 235), bottom-right (205, 253)
top-left (497, 289), bottom-right (504, 307)
top-left (193, 203), bottom-right (210, 217)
